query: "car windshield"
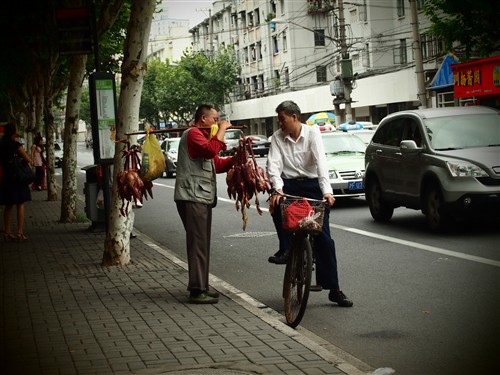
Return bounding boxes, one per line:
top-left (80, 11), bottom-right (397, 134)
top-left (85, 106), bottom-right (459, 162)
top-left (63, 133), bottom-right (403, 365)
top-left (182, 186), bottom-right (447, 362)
top-left (425, 113), bottom-right (500, 150)
top-left (322, 133), bottom-right (366, 154)
top-left (168, 138), bottom-right (180, 152)
top-left (225, 130), bottom-right (242, 140)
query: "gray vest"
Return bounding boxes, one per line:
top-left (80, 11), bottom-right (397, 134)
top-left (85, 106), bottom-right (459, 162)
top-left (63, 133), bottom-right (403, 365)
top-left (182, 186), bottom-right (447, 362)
top-left (174, 128), bottom-right (217, 206)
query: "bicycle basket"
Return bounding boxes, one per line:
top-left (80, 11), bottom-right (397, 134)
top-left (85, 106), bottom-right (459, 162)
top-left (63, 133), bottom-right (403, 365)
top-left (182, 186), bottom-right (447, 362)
top-left (280, 198), bottom-right (325, 234)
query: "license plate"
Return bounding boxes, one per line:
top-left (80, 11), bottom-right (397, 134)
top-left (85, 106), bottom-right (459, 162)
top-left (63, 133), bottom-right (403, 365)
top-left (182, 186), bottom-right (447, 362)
top-left (348, 181), bottom-right (363, 190)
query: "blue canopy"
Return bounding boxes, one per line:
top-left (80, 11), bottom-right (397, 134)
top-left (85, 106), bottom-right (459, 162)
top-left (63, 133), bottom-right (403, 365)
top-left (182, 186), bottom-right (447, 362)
top-left (429, 54), bottom-right (458, 90)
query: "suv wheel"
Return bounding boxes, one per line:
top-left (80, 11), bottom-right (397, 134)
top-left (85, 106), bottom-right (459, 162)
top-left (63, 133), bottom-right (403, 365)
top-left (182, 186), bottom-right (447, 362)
top-left (366, 178), bottom-right (394, 222)
top-left (423, 184), bottom-right (450, 232)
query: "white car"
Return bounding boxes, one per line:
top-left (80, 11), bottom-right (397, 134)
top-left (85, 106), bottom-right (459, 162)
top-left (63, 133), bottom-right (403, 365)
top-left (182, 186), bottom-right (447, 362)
top-left (321, 131), bottom-right (367, 198)
top-left (54, 142), bottom-right (63, 168)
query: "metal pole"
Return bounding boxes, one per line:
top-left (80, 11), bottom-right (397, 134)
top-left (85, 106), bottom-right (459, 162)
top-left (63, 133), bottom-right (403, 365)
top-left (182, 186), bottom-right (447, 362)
top-left (409, 0), bottom-right (427, 108)
top-left (91, 0), bottom-right (111, 234)
top-left (338, 0), bottom-right (353, 122)
top-left (209, 9), bottom-right (213, 59)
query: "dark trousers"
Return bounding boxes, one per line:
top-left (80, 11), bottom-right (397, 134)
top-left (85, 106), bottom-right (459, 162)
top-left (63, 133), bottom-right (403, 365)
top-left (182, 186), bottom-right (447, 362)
top-left (176, 201), bottom-right (212, 293)
top-left (271, 178), bottom-right (340, 290)
top-left (34, 166), bottom-right (44, 188)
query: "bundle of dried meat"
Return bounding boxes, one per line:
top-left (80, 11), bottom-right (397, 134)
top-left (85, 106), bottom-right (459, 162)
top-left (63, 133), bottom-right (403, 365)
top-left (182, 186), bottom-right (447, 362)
top-left (116, 142), bottom-right (153, 216)
top-left (226, 136), bottom-right (271, 230)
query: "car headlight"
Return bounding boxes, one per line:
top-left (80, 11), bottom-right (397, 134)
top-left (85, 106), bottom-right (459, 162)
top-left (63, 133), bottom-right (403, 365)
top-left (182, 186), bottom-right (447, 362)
top-left (446, 161), bottom-right (488, 177)
top-left (328, 170), bottom-right (338, 179)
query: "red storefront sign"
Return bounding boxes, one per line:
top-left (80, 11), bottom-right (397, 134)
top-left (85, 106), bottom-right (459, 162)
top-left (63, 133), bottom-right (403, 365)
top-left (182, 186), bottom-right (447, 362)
top-left (452, 55), bottom-right (500, 98)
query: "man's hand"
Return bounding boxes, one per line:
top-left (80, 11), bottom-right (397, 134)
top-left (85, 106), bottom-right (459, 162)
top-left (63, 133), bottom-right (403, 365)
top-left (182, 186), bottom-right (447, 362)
top-left (324, 193), bottom-right (335, 206)
top-left (269, 189), bottom-right (284, 211)
top-left (216, 120), bottom-right (232, 142)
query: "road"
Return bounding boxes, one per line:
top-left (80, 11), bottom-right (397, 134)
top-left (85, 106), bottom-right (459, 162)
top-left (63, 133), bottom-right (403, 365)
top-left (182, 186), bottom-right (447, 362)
top-left (75, 144), bottom-right (500, 375)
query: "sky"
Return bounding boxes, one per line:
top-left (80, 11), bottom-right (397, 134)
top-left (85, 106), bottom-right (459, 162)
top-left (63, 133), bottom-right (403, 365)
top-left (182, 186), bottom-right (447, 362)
top-left (165, 1), bottom-right (215, 28)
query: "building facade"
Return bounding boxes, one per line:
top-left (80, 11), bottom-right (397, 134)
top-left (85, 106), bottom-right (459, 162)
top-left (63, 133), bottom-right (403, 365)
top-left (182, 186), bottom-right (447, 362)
top-left (188, 0), bottom-right (449, 136)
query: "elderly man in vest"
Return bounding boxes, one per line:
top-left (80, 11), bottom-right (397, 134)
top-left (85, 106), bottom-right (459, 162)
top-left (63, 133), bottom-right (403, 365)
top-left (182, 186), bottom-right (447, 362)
top-left (174, 104), bottom-right (235, 304)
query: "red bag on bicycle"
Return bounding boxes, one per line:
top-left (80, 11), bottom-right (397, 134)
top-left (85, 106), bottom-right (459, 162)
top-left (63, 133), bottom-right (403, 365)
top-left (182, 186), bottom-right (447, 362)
top-left (283, 198), bottom-right (313, 230)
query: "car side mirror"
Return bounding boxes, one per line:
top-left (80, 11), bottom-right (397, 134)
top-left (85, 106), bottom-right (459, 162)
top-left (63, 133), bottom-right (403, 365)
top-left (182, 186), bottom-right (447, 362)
top-left (400, 140), bottom-right (421, 153)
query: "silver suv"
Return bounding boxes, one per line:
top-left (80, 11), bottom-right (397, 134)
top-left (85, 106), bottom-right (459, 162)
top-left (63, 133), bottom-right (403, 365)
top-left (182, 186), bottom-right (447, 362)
top-left (364, 106), bottom-right (500, 231)
top-left (220, 129), bottom-right (243, 156)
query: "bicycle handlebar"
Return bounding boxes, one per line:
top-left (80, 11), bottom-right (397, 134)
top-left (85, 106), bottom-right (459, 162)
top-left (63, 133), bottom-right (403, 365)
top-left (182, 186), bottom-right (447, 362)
top-left (271, 192), bottom-right (326, 204)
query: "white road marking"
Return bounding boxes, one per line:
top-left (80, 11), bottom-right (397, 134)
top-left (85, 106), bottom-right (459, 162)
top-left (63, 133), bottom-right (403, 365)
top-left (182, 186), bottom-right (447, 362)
top-left (153, 181), bottom-right (500, 268)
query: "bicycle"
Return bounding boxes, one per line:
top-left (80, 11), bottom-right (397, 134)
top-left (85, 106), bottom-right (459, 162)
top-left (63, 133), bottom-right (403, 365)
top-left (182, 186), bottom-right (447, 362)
top-left (278, 194), bottom-right (326, 328)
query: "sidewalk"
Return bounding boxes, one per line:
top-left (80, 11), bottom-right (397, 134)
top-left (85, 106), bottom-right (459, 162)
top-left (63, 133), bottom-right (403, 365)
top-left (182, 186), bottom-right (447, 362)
top-left (1, 192), bottom-right (372, 375)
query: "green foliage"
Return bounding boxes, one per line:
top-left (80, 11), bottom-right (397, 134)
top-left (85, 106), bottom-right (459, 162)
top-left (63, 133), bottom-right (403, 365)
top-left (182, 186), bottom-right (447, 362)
top-left (423, 0), bottom-right (500, 58)
top-left (140, 48), bottom-right (241, 126)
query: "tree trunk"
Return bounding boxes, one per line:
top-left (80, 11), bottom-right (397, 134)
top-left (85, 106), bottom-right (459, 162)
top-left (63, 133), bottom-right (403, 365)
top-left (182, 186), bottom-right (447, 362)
top-left (60, 55), bottom-right (87, 223)
top-left (102, 0), bottom-right (156, 266)
top-left (44, 97), bottom-right (58, 201)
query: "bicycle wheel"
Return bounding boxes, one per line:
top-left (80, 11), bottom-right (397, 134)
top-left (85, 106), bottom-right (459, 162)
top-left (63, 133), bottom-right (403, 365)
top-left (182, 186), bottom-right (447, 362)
top-left (283, 235), bottom-right (313, 328)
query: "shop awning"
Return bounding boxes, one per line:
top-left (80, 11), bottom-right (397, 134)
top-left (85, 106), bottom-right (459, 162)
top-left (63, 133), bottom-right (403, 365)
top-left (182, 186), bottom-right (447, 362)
top-left (429, 54), bottom-right (458, 90)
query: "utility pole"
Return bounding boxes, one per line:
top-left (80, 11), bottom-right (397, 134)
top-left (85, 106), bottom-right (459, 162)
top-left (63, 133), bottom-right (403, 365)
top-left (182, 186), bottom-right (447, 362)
top-left (209, 9), bottom-right (213, 59)
top-left (332, 0), bottom-right (353, 124)
top-left (409, 0), bottom-right (427, 108)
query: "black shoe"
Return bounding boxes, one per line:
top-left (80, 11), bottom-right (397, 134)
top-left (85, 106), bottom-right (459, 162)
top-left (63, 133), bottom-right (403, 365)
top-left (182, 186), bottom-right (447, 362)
top-left (310, 285), bottom-right (323, 292)
top-left (130, 233), bottom-right (137, 239)
top-left (206, 290), bottom-right (219, 298)
top-left (329, 291), bottom-right (353, 307)
top-left (188, 292), bottom-right (218, 304)
top-left (268, 249), bottom-right (289, 264)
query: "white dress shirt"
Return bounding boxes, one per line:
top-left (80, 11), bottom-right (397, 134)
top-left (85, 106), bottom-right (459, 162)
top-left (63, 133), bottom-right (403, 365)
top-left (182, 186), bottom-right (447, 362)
top-left (267, 124), bottom-right (333, 195)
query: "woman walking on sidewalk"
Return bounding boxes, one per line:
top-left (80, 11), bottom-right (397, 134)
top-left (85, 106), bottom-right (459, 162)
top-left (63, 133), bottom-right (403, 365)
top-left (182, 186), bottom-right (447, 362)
top-left (0, 122), bottom-right (32, 241)
top-left (31, 134), bottom-right (44, 191)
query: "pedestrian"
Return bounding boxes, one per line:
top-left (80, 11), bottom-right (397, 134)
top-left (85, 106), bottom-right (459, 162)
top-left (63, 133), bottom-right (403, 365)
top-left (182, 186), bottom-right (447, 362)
top-left (31, 134), bottom-right (44, 191)
top-left (0, 122), bottom-right (32, 241)
top-left (40, 138), bottom-right (47, 190)
top-left (266, 100), bottom-right (353, 307)
top-left (174, 104), bottom-right (235, 304)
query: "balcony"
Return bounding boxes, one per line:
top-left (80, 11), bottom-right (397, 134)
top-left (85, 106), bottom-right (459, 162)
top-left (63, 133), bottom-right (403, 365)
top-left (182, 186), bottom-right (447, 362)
top-left (307, 1), bottom-right (334, 14)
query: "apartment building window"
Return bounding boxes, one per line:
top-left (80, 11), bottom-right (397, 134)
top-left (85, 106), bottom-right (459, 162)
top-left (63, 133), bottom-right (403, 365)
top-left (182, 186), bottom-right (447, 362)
top-left (316, 66), bottom-right (327, 83)
top-left (243, 47), bottom-right (249, 63)
top-left (349, 9), bottom-right (357, 23)
top-left (257, 41), bottom-right (262, 60)
top-left (314, 29), bottom-right (326, 47)
top-left (416, 0), bottom-right (423, 10)
top-left (420, 34), bottom-right (445, 59)
top-left (251, 44), bottom-right (256, 62)
top-left (273, 35), bottom-right (279, 54)
top-left (247, 12), bottom-right (254, 28)
top-left (362, 43), bottom-right (370, 67)
top-left (397, 0), bottom-right (405, 17)
top-left (283, 31), bottom-right (287, 52)
top-left (352, 53), bottom-right (360, 68)
top-left (284, 68), bottom-right (289, 86)
top-left (394, 39), bottom-right (407, 64)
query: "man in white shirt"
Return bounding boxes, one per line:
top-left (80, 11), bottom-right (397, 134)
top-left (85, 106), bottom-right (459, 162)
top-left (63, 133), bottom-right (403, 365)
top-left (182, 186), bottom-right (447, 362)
top-left (267, 100), bottom-right (353, 307)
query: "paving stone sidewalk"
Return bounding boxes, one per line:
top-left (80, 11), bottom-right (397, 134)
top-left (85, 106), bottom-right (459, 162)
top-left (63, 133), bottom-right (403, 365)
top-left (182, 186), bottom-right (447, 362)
top-left (0, 192), bottom-right (370, 375)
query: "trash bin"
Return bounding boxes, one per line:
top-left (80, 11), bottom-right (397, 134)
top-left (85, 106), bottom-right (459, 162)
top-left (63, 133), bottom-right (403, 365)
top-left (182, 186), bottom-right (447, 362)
top-left (82, 165), bottom-right (105, 227)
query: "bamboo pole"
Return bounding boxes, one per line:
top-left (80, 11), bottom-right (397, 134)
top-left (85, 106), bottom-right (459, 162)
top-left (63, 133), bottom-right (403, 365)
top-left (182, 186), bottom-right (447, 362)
top-left (125, 125), bottom-right (246, 136)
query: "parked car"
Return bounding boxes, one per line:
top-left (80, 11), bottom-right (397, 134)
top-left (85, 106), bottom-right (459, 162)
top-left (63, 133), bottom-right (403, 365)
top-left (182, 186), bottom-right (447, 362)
top-left (340, 128), bottom-right (376, 146)
top-left (321, 131), bottom-right (367, 198)
top-left (364, 106), bottom-right (500, 231)
top-left (54, 142), bottom-right (63, 168)
top-left (160, 137), bottom-right (181, 178)
top-left (247, 134), bottom-right (270, 157)
top-left (220, 128), bottom-right (243, 156)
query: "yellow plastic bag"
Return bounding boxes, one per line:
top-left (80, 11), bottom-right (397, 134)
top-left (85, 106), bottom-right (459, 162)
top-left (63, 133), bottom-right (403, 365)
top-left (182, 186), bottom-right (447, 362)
top-left (140, 132), bottom-right (166, 182)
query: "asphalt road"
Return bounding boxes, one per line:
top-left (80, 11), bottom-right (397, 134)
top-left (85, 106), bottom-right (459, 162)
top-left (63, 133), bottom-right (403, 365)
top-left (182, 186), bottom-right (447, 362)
top-left (76, 145), bottom-right (500, 375)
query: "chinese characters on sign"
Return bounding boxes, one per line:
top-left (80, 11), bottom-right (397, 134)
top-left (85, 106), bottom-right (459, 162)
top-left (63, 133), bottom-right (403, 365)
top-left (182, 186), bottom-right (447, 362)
top-left (452, 55), bottom-right (500, 99)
